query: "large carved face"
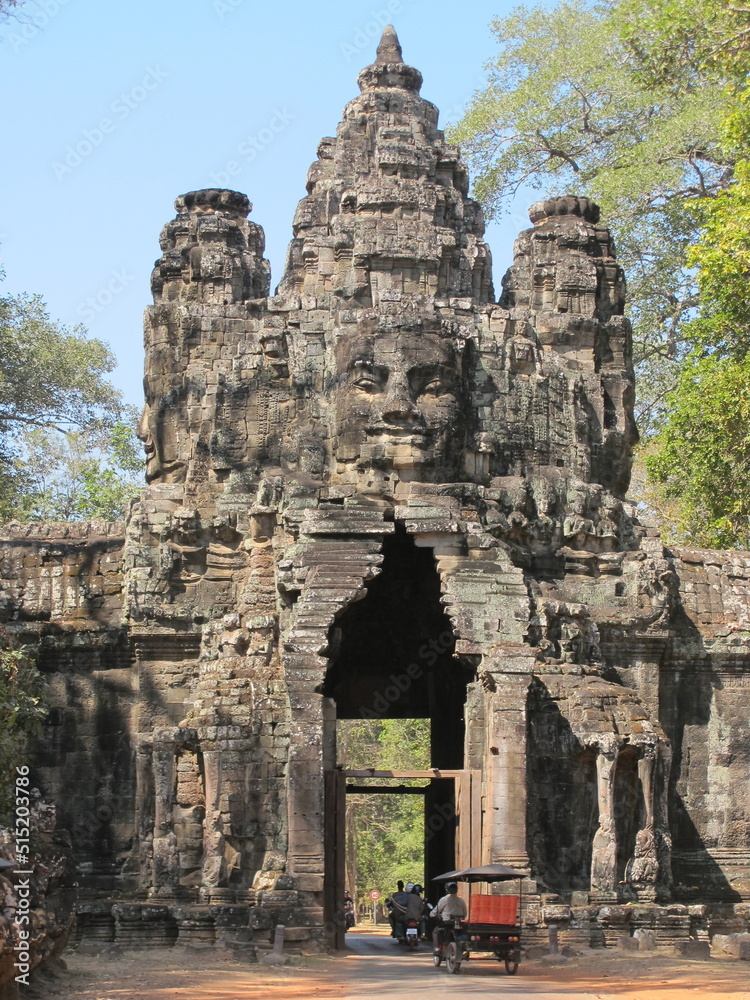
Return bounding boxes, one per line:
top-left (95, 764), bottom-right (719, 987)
top-left (331, 327), bottom-right (465, 479)
top-left (137, 397), bottom-right (186, 484)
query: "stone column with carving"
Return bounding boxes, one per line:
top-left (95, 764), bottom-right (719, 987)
top-left (483, 671), bottom-right (532, 870)
top-left (132, 740), bottom-right (155, 890)
top-left (151, 732), bottom-right (180, 896)
top-left (655, 742), bottom-right (673, 896)
top-left (200, 748), bottom-right (226, 889)
top-left (590, 737), bottom-right (620, 897)
top-left (624, 745), bottom-right (660, 900)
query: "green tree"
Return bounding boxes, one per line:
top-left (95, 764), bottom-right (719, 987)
top-left (0, 629), bottom-right (47, 819)
top-left (451, 0), bottom-right (732, 432)
top-left (643, 355), bottom-right (750, 548)
top-left (0, 291), bottom-right (141, 521)
top-left (339, 719), bottom-right (430, 906)
top-left (616, 0), bottom-right (750, 546)
top-left (13, 413), bottom-right (143, 522)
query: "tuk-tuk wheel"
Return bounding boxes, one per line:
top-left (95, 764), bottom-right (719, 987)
top-left (505, 955), bottom-right (519, 975)
top-left (445, 941), bottom-right (462, 974)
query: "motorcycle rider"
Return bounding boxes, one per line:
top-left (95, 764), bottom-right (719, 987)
top-left (397, 883), bottom-right (426, 944)
top-left (386, 880), bottom-right (409, 938)
top-left (430, 881), bottom-right (467, 950)
top-left (343, 888), bottom-right (355, 930)
top-left (403, 884), bottom-right (426, 923)
top-left (411, 883), bottom-right (430, 939)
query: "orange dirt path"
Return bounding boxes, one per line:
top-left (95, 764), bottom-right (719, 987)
top-left (48, 936), bottom-right (750, 1000)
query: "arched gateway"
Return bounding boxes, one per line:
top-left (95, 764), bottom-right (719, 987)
top-left (4, 26), bottom-right (749, 955)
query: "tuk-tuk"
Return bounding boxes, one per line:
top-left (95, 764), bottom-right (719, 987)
top-left (431, 863), bottom-right (525, 975)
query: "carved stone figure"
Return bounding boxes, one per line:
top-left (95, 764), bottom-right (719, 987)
top-left (330, 320), bottom-right (466, 481)
top-left (2, 26), bottom-right (749, 960)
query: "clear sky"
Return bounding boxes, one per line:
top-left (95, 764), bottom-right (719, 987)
top-left (0, 0), bottom-right (550, 410)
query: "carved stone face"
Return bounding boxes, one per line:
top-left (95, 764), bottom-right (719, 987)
top-left (137, 399), bottom-right (186, 484)
top-left (331, 328), bottom-right (464, 479)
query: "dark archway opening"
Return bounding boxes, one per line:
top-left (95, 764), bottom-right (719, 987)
top-left (323, 525), bottom-right (473, 897)
top-left (323, 525), bottom-right (470, 769)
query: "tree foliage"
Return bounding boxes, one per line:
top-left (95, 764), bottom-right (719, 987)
top-left (642, 355), bottom-right (750, 548)
top-left (616, 1), bottom-right (750, 547)
top-left (12, 414), bottom-right (143, 522)
top-left (0, 291), bottom-right (143, 522)
top-left (339, 719), bottom-right (430, 905)
top-left (0, 630), bottom-right (46, 819)
top-left (452, 0), bottom-right (731, 432)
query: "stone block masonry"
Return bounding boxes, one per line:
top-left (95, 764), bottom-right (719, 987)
top-left (1, 25), bottom-right (749, 958)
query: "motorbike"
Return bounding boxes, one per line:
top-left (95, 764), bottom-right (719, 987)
top-left (395, 916), bottom-right (421, 949)
top-left (344, 898), bottom-right (355, 930)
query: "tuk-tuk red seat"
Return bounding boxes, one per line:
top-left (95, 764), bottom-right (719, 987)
top-left (468, 894), bottom-right (519, 925)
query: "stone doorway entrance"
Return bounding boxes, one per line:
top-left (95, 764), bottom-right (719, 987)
top-left (322, 527), bottom-right (472, 768)
top-left (324, 768), bottom-right (482, 949)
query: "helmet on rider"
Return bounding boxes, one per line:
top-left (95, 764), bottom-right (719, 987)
top-left (405, 882), bottom-right (415, 892)
top-left (445, 881), bottom-right (458, 894)
top-left (413, 883), bottom-right (423, 894)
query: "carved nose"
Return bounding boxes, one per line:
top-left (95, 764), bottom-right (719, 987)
top-left (381, 381), bottom-right (421, 424)
top-left (136, 406), bottom-right (149, 443)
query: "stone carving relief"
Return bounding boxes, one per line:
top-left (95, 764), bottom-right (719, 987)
top-left (9, 26), bottom-right (750, 958)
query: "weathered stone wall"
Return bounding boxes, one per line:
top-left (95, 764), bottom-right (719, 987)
top-left (663, 549), bottom-right (750, 901)
top-left (1, 25), bottom-right (749, 961)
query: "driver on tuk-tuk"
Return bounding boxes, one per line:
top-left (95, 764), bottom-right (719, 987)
top-left (430, 881), bottom-right (467, 949)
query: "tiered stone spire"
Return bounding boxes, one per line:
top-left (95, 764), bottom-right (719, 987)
top-left (278, 25), bottom-right (493, 307)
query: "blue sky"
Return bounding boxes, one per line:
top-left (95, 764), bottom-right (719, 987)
top-left (0, 0), bottom-right (548, 410)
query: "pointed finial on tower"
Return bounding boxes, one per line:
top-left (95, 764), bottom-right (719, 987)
top-left (358, 25), bottom-right (423, 94)
top-left (376, 25), bottom-right (403, 64)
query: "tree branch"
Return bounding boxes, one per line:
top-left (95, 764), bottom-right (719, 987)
top-left (536, 132), bottom-right (581, 171)
top-left (0, 412), bottom-right (74, 435)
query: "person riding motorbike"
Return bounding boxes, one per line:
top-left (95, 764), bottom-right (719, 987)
top-left (411, 883), bottom-right (430, 939)
top-left (430, 881), bottom-right (467, 950)
top-left (398, 884), bottom-right (426, 945)
top-left (344, 888), bottom-right (355, 930)
top-left (386, 880), bottom-right (409, 938)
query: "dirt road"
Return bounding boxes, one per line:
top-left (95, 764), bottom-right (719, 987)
top-left (48, 927), bottom-right (750, 1000)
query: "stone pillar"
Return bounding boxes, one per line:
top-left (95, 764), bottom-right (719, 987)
top-left (285, 657), bottom-right (326, 880)
top-left (201, 748), bottom-right (227, 888)
top-left (590, 738), bottom-right (619, 897)
top-left (655, 742), bottom-right (673, 896)
top-left (623, 746), bottom-right (660, 900)
top-left (483, 672), bottom-right (531, 869)
top-left (133, 742), bottom-right (155, 889)
top-left (151, 735), bottom-right (180, 894)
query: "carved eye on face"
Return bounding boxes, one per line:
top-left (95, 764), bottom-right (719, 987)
top-left (349, 361), bottom-right (387, 393)
top-left (412, 365), bottom-right (455, 398)
top-left (418, 377), bottom-right (445, 396)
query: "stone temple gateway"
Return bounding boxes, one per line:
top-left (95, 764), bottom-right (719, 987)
top-left (2, 27), bottom-right (750, 953)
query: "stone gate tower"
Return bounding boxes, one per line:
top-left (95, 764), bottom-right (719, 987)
top-left (2, 27), bottom-right (749, 952)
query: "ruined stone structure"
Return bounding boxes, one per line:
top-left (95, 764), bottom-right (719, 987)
top-left (2, 28), bottom-right (749, 954)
